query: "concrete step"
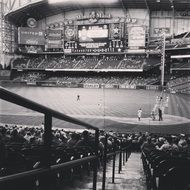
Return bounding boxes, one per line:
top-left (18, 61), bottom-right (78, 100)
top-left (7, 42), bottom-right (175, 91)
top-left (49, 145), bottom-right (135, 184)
top-left (58, 152), bottom-right (146, 190)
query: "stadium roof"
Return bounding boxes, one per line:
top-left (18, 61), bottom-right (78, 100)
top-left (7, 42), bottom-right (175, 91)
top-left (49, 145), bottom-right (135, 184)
top-left (5, 0), bottom-right (190, 26)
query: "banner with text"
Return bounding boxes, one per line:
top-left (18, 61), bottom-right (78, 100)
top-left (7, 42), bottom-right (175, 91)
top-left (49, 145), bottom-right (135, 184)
top-left (18, 27), bottom-right (45, 45)
top-left (46, 29), bottom-right (63, 49)
top-left (128, 26), bottom-right (145, 49)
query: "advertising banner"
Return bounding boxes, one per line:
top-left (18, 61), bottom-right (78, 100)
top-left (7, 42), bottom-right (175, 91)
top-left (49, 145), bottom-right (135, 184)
top-left (46, 29), bottom-right (63, 48)
top-left (18, 27), bottom-right (45, 45)
top-left (128, 26), bottom-right (145, 48)
top-left (64, 25), bottom-right (76, 41)
top-left (154, 28), bottom-right (170, 35)
top-left (83, 83), bottom-right (99, 88)
top-left (109, 23), bottom-right (124, 39)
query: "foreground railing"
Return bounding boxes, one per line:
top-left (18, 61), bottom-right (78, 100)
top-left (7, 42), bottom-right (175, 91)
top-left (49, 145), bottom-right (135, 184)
top-left (0, 87), bottom-right (99, 190)
top-left (101, 134), bottom-right (131, 190)
top-left (0, 87), bottom-right (131, 190)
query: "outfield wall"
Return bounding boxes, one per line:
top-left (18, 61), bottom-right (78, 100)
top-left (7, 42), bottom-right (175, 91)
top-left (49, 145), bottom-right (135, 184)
top-left (0, 80), bottom-right (161, 90)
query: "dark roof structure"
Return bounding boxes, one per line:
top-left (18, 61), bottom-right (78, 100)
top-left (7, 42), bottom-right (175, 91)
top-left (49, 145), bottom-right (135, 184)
top-left (5, 0), bottom-right (190, 26)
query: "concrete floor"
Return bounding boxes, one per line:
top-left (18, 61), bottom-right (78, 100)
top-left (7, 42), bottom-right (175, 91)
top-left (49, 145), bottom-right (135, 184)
top-left (61, 152), bottom-right (147, 190)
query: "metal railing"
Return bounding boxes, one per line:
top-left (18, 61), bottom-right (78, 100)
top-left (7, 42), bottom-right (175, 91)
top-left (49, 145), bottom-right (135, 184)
top-left (0, 86), bottom-right (131, 190)
top-left (0, 87), bottom-right (99, 190)
top-left (101, 134), bottom-right (131, 190)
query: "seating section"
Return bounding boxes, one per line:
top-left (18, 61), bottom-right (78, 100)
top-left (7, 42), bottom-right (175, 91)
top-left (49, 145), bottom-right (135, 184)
top-left (28, 56), bottom-right (44, 69)
top-left (119, 56), bottom-right (146, 70)
top-left (141, 135), bottom-right (190, 190)
top-left (13, 72), bottom-right (46, 82)
top-left (95, 56), bottom-right (122, 69)
top-left (171, 62), bottom-right (190, 69)
top-left (12, 58), bottom-right (29, 69)
top-left (74, 56), bottom-right (99, 69)
top-left (167, 76), bottom-right (190, 94)
top-left (13, 74), bottom-right (159, 87)
top-left (0, 124), bottom-right (124, 177)
top-left (130, 75), bottom-right (159, 86)
top-left (1, 123), bottom-right (190, 190)
top-left (12, 55), bottom-right (149, 70)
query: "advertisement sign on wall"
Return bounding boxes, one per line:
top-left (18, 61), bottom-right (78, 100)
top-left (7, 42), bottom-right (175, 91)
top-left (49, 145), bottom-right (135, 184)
top-left (46, 29), bottom-right (63, 49)
top-left (18, 27), bottom-right (45, 45)
top-left (128, 26), bottom-right (145, 48)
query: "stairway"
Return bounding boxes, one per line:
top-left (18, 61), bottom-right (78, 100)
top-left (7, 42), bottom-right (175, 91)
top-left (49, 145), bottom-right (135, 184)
top-left (60, 152), bottom-right (146, 190)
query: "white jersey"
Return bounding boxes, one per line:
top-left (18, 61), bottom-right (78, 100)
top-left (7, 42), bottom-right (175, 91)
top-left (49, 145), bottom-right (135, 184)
top-left (138, 109), bottom-right (142, 117)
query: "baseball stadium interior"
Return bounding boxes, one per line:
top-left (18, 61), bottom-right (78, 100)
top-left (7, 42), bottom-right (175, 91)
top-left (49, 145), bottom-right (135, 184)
top-left (0, 0), bottom-right (190, 190)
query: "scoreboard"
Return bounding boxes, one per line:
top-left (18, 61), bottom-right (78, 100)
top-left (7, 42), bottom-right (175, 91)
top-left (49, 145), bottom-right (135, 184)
top-left (17, 21), bottom-right (146, 53)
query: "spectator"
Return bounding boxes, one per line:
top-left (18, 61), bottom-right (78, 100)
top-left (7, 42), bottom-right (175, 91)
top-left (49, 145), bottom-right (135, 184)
top-left (10, 128), bottom-right (26, 144)
top-left (75, 130), bottom-right (95, 148)
top-left (178, 134), bottom-right (188, 151)
top-left (141, 136), bottom-right (155, 152)
top-left (156, 137), bottom-right (173, 153)
top-left (67, 133), bottom-right (80, 147)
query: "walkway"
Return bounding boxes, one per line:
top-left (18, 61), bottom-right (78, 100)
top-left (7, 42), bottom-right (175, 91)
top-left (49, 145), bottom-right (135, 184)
top-left (62, 152), bottom-right (147, 190)
top-left (104, 152), bottom-right (146, 190)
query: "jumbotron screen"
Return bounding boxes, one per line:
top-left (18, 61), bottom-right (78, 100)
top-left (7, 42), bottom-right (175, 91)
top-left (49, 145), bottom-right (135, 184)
top-left (78, 25), bottom-right (109, 42)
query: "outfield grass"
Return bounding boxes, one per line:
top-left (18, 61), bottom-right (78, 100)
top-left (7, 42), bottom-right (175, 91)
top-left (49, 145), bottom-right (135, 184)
top-left (0, 86), bottom-right (190, 134)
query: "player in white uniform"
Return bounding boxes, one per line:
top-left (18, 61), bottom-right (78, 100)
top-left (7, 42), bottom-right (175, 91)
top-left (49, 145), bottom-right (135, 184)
top-left (137, 108), bottom-right (142, 121)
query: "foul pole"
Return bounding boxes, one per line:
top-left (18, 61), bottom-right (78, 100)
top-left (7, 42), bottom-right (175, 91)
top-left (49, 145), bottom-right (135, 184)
top-left (161, 32), bottom-right (166, 87)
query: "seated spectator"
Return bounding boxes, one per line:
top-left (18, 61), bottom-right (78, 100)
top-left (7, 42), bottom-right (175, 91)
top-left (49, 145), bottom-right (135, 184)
top-left (141, 136), bottom-right (156, 152)
top-left (67, 133), bottom-right (80, 147)
top-left (178, 134), bottom-right (188, 151)
top-left (0, 126), bottom-right (11, 143)
top-left (24, 132), bottom-right (32, 142)
top-left (10, 128), bottom-right (26, 144)
top-left (156, 137), bottom-right (175, 153)
top-left (75, 130), bottom-right (95, 148)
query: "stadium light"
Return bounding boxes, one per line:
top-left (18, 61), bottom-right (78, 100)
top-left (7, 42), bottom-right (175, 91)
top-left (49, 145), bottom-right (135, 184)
top-left (48, 0), bottom-right (118, 4)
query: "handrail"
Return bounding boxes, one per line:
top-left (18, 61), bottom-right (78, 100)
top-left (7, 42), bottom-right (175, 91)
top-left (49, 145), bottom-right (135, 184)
top-left (0, 86), bottom-right (99, 190)
top-left (0, 87), bottom-right (98, 131)
top-left (0, 156), bottom-right (97, 184)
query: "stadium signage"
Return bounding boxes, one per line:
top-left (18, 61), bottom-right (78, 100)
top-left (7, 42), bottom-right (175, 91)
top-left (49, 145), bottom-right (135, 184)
top-left (18, 27), bottom-right (45, 45)
top-left (84, 84), bottom-right (99, 88)
top-left (76, 11), bottom-right (111, 23)
top-left (79, 42), bottom-right (107, 48)
top-left (128, 26), bottom-right (146, 49)
top-left (154, 28), bottom-right (170, 34)
top-left (175, 10), bottom-right (190, 17)
top-left (27, 18), bottom-right (37, 28)
top-left (171, 38), bottom-right (190, 45)
top-left (125, 18), bottom-right (137, 24)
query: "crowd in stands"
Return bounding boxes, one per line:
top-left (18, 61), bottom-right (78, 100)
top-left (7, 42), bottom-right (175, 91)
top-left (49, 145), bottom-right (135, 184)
top-left (119, 56), bottom-right (146, 70)
top-left (171, 61), bottom-right (190, 69)
top-left (168, 76), bottom-right (190, 87)
top-left (167, 75), bottom-right (190, 94)
top-left (13, 72), bottom-right (46, 82)
top-left (12, 57), bottom-right (29, 69)
top-left (18, 45), bottom-right (43, 54)
top-left (14, 74), bottom-right (159, 86)
top-left (74, 56), bottom-right (99, 69)
top-left (12, 55), bottom-right (146, 70)
top-left (130, 75), bottom-right (159, 86)
top-left (95, 56), bottom-right (122, 69)
top-left (141, 133), bottom-right (190, 190)
top-left (1, 123), bottom-right (190, 177)
top-left (1, 123), bottom-right (190, 158)
top-left (28, 56), bottom-right (44, 69)
top-left (0, 123), bottom-right (122, 177)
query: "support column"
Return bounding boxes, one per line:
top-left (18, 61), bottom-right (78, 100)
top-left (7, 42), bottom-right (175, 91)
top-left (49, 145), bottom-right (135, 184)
top-left (43, 113), bottom-right (52, 167)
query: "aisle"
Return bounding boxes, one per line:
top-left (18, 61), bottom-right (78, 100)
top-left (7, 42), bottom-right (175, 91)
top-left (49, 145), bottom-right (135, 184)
top-left (61, 152), bottom-right (147, 190)
top-left (104, 152), bottom-right (147, 190)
